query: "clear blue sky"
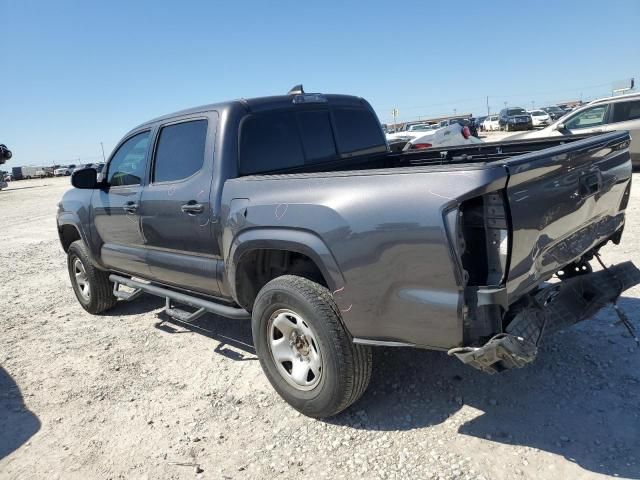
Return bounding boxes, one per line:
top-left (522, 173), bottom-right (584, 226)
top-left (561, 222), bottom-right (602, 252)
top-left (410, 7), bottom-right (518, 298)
top-left (2, 0), bottom-right (639, 168)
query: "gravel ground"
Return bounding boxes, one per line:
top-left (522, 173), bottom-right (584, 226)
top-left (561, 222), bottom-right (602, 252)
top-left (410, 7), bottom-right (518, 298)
top-left (1, 175), bottom-right (639, 480)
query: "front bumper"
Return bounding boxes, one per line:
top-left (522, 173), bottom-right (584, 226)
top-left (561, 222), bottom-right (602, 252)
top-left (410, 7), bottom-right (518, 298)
top-left (508, 122), bottom-right (532, 131)
top-left (449, 261), bottom-right (640, 374)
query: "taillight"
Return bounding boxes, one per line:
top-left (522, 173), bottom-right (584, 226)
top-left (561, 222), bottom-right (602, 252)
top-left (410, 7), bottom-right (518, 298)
top-left (412, 143), bottom-right (432, 150)
top-left (459, 191), bottom-right (510, 286)
top-left (461, 126), bottom-right (471, 139)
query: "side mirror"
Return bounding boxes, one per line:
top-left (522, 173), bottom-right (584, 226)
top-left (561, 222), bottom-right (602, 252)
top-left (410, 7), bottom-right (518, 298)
top-left (71, 168), bottom-right (98, 189)
top-left (554, 122), bottom-right (567, 131)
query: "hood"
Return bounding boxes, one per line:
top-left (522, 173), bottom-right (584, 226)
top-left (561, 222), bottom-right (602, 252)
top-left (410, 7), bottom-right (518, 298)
top-left (503, 126), bottom-right (560, 140)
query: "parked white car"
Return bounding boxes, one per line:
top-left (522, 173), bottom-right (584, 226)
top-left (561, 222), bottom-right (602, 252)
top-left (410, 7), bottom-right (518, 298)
top-left (404, 123), bottom-right (483, 150)
top-left (510, 93), bottom-right (640, 167)
top-left (527, 109), bottom-right (551, 127)
top-left (54, 165), bottom-right (75, 176)
top-left (482, 115), bottom-right (500, 131)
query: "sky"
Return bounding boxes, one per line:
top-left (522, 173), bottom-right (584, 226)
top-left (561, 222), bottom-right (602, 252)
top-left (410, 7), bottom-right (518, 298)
top-left (1, 0), bottom-right (639, 168)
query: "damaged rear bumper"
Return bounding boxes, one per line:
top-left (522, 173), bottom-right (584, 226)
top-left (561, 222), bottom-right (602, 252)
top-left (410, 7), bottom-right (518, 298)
top-left (448, 261), bottom-right (640, 374)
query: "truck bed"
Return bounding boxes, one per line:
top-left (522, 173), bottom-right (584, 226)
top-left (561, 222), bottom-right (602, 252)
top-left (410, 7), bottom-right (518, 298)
top-left (247, 132), bottom-right (603, 175)
top-left (228, 131), bottom-right (632, 348)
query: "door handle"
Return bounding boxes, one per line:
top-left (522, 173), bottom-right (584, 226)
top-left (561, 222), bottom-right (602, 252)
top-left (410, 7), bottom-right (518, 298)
top-left (123, 202), bottom-right (139, 214)
top-left (580, 172), bottom-right (601, 196)
top-left (181, 202), bottom-right (204, 215)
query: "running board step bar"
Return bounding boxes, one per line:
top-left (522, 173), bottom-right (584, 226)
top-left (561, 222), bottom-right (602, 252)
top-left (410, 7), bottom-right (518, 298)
top-left (164, 298), bottom-right (206, 323)
top-left (112, 282), bottom-right (144, 301)
top-left (109, 274), bottom-right (251, 320)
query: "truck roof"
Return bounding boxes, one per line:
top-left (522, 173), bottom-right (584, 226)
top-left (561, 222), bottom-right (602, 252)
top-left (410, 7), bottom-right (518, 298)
top-left (130, 93), bottom-right (369, 133)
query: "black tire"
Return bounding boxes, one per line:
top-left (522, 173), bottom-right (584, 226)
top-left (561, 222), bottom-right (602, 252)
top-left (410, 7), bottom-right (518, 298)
top-left (67, 240), bottom-right (117, 314)
top-left (252, 275), bottom-right (372, 418)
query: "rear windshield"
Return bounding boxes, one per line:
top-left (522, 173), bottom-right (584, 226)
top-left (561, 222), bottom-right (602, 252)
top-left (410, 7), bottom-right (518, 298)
top-left (507, 108), bottom-right (527, 116)
top-left (239, 107), bottom-right (385, 175)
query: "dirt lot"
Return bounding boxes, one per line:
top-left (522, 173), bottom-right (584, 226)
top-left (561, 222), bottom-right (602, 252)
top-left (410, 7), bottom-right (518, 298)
top-left (1, 175), bottom-right (639, 480)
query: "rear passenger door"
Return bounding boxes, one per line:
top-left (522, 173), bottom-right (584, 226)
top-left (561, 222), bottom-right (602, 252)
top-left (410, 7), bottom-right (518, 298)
top-left (139, 113), bottom-right (222, 295)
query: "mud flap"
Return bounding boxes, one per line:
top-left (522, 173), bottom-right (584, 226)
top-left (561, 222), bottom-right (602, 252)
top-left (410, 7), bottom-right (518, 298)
top-left (448, 261), bottom-right (640, 374)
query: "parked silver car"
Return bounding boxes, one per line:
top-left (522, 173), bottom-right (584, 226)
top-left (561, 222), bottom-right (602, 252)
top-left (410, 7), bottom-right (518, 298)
top-left (512, 93), bottom-right (640, 167)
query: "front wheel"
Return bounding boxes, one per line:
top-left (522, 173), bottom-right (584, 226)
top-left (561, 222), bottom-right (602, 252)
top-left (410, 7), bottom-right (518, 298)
top-left (252, 275), bottom-right (372, 418)
top-left (67, 240), bottom-right (118, 314)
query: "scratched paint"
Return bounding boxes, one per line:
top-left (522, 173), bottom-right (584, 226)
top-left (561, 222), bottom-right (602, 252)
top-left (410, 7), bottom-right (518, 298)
top-left (274, 203), bottom-right (288, 220)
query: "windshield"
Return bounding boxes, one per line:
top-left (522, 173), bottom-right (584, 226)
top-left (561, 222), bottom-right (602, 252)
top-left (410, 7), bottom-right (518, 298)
top-left (507, 108), bottom-right (527, 116)
top-left (530, 111), bottom-right (545, 116)
top-left (546, 107), bottom-right (563, 113)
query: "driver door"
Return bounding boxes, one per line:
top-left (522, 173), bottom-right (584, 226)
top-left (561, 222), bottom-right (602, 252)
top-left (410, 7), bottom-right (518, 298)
top-left (91, 130), bottom-right (152, 277)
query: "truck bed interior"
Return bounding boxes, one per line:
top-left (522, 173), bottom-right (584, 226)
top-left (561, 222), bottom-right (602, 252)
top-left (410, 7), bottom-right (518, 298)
top-left (252, 133), bottom-right (599, 176)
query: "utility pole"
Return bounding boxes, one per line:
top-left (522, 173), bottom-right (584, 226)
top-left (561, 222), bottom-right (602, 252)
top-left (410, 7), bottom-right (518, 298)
top-left (531, 100), bottom-right (535, 110)
top-left (391, 108), bottom-right (399, 132)
top-left (486, 96), bottom-right (490, 116)
top-left (100, 142), bottom-right (106, 162)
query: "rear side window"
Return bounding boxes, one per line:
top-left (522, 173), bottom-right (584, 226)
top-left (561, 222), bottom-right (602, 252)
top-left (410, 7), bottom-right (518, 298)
top-left (611, 100), bottom-right (640, 123)
top-left (332, 108), bottom-right (385, 154)
top-left (153, 119), bottom-right (208, 183)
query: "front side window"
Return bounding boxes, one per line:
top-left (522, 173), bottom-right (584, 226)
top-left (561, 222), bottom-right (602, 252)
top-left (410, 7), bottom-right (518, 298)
top-left (107, 131), bottom-right (150, 187)
top-left (153, 119), bottom-right (208, 183)
top-left (611, 100), bottom-right (640, 123)
top-left (564, 105), bottom-right (608, 129)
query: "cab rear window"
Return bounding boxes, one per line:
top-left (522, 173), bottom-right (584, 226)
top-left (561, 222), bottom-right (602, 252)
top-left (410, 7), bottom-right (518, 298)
top-left (239, 107), bottom-right (384, 175)
top-left (332, 108), bottom-right (386, 154)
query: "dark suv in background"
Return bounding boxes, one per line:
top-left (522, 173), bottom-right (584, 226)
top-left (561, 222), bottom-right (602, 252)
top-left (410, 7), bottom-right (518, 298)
top-left (499, 107), bottom-right (533, 131)
top-left (541, 106), bottom-right (567, 121)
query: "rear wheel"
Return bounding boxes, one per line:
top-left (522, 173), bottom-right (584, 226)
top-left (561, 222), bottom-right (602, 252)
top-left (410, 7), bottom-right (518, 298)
top-left (252, 275), bottom-right (372, 418)
top-left (67, 240), bottom-right (117, 314)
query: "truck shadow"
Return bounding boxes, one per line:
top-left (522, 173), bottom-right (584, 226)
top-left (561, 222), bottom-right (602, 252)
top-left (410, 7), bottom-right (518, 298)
top-left (104, 292), bottom-right (639, 477)
top-left (154, 309), bottom-right (256, 361)
top-left (328, 298), bottom-right (640, 479)
top-left (104, 293), bottom-right (257, 360)
top-left (0, 367), bottom-right (41, 460)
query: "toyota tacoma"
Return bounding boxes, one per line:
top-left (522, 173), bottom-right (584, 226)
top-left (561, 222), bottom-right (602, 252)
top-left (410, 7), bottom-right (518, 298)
top-left (57, 86), bottom-right (638, 418)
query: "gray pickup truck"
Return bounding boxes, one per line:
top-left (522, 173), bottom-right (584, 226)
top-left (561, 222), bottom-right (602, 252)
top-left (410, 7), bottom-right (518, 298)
top-left (57, 86), bottom-right (638, 418)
